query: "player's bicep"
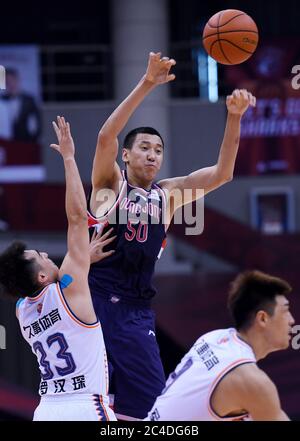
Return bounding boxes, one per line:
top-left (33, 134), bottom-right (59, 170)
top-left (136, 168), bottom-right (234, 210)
top-left (59, 222), bottom-right (90, 280)
top-left (92, 135), bottom-right (121, 188)
top-left (241, 375), bottom-right (288, 421)
top-left (159, 173), bottom-right (206, 212)
top-left (183, 165), bottom-right (228, 197)
top-left (58, 252), bottom-right (88, 285)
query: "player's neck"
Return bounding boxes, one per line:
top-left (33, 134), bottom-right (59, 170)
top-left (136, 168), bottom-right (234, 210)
top-left (237, 330), bottom-right (272, 361)
top-left (126, 168), bottom-right (153, 191)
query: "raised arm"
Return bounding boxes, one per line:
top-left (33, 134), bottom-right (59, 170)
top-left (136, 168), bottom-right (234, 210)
top-left (51, 116), bottom-right (90, 281)
top-left (159, 89), bottom-right (256, 216)
top-left (92, 52), bottom-right (176, 189)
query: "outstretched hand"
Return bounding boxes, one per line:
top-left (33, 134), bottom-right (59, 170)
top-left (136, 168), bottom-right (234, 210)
top-left (90, 226), bottom-right (116, 264)
top-left (226, 89), bottom-right (256, 117)
top-left (145, 51), bottom-right (176, 85)
top-left (51, 116), bottom-right (75, 159)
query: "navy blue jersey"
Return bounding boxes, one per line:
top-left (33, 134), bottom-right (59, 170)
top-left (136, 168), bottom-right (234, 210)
top-left (88, 170), bottom-right (167, 301)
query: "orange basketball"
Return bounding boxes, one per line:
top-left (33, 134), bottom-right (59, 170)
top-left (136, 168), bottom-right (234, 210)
top-left (202, 9), bottom-right (259, 65)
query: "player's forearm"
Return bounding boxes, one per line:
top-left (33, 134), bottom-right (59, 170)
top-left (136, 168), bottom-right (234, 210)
top-left (63, 157), bottom-right (88, 222)
top-left (215, 113), bottom-right (242, 181)
top-left (98, 76), bottom-right (156, 141)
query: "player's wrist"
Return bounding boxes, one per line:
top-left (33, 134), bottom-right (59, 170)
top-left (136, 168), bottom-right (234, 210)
top-left (141, 74), bottom-right (157, 88)
top-left (63, 155), bottom-right (75, 162)
top-left (227, 112), bottom-right (242, 120)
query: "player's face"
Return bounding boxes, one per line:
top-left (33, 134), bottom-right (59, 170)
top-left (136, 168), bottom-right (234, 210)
top-left (24, 250), bottom-right (59, 284)
top-left (123, 134), bottom-right (164, 183)
top-left (266, 295), bottom-right (295, 350)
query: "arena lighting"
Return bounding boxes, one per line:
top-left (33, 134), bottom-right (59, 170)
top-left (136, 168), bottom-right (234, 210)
top-left (0, 65), bottom-right (5, 89)
top-left (197, 51), bottom-right (218, 102)
top-left (207, 56), bottom-right (218, 103)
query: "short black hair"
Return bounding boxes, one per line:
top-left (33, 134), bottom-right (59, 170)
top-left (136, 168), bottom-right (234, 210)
top-left (0, 241), bottom-right (40, 300)
top-left (123, 127), bottom-right (164, 150)
top-left (227, 270), bottom-right (292, 331)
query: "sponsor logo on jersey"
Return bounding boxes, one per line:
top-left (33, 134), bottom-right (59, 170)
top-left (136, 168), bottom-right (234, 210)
top-left (217, 337), bottom-right (230, 345)
top-left (135, 192), bottom-right (147, 202)
top-left (148, 190), bottom-right (160, 201)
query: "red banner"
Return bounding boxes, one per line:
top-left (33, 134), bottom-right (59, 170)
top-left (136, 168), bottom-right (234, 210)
top-left (225, 38), bottom-right (300, 175)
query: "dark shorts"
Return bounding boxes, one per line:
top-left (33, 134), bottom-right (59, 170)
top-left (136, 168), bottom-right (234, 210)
top-left (92, 294), bottom-right (166, 419)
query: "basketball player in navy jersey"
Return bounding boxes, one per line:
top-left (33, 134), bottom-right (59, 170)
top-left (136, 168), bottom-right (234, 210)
top-left (87, 51), bottom-right (256, 420)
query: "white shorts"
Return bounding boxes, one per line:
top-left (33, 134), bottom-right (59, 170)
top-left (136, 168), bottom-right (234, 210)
top-left (33, 394), bottom-right (117, 421)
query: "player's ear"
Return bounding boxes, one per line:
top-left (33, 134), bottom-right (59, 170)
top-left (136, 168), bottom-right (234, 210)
top-left (122, 147), bottom-right (130, 164)
top-left (37, 270), bottom-right (49, 286)
top-left (256, 310), bottom-right (269, 328)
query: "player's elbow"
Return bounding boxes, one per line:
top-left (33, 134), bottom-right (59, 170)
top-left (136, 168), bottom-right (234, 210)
top-left (68, 213), bottom-right (88, 226)
top-left (223, 174), bottom-right (233, 183)
top-left (214, 173), bottom-right (233, 187)
top-left (97, 129), bottom-right (114, 147)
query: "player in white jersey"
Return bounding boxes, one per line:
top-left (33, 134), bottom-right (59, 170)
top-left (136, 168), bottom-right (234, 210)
top-left (146, 270), bottom-right (295, 421)
top-left (0, 116), bottom-right (117, 421)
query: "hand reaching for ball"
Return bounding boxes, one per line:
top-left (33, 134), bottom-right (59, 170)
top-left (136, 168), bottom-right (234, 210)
top-left (144, 52), bottom-right (176, 85)
top-left (226, 89), bottom-right (256, 116)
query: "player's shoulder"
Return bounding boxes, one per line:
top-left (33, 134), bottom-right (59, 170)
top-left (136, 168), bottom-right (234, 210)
top-left (195, 327), bottom-right (230, 343)
top-left (92, 162), bottom-right (123, 192)
top-left (229, 363), bottom-right (276, 397)
top-left (157, 177), bottom-right (178, 192)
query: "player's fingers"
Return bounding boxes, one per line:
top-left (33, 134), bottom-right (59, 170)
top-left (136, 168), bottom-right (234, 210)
top-left (161, 56), bottom-right (170, 62)
top-left (250, 95), bottom-right (256, 107)
top-left (233, 89), bottom-right (241, 99)
top-left (59, 116), bottom-right (66, 134)
top-left (98, 227), bottom-right (114, 240)
top-left (50, 144), bottom-right (59, 151)
top-left (167, 58), bottom-right (176, 66)
top-left (91, 227), bottom-right (97, 241)
top-left (102, 250), bottom-right (115, 257)
top-left (52, 121), bottom-right (60, 138)
top-left (66, 121), bottom-right (71, 134)
top-left (226, 95), bottom-right (233, 104)
top-left (101, 235), bottom-right (117, 247)
top-left (241, 89), bottom-right (249, 101)
top-left (95, 224), bottom-right (105, 237)
top-left (61, 117), bottom-right (68, 136)
top-left (61, 116), bottom-right (67, 130)
top-left (167, 74), bottom-right (176, 82)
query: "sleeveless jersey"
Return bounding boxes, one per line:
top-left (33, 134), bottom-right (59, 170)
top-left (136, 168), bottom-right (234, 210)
top-left (17, 282), bottom-right (109, 400)
top-left (88, 170), bottom-right (167, 301)
top-left (146, 328), bottom-right (256, 421)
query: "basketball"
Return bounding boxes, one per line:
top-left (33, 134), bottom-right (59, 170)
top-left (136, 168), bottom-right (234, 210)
top-left (202, 9), bottom-right (259, 65)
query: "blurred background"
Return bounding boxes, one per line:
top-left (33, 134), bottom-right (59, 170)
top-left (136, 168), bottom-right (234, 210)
top-left (0, 0), bottom-right (300, 420)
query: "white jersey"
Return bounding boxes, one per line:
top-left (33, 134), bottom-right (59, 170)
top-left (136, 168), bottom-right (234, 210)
top-left (146, 328), bottom-right (256, 421)
top-left (17, 281), bottom-right (115, 421)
